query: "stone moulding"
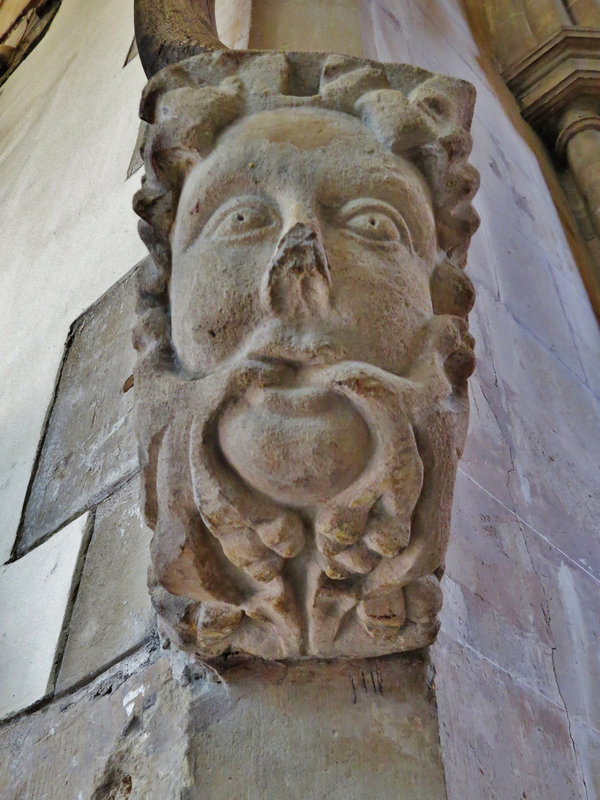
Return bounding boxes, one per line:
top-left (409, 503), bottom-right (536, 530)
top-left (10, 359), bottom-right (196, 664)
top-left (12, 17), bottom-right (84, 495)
top-left (504, 27), bottom-right (600, 133)
top-left (133, 49), bottom-right (479, 660)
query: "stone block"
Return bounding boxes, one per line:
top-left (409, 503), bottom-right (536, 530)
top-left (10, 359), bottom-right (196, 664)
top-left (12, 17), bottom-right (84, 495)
top-left (0, 648), bottom-right (447, 800)
top-left (18, 266), bottom-right (141, 555)
top-left (56, 476), bottom-right (154, 692)
top-left (442, 471), bottom-right (559, 702)
top-left (524, 526), bottom-right (600, 734)
top-left (0, 650), bottom-right (188, 800)
top-left (570, 720), bottom-right (600, 799)
top-left (460, 283), bottom-right (523, 511)
top-left (185, 654), bottom-right (447, 799)
top-left (486, 205), bottom-right (584, 379)
top-left (0, 513), bottom-right (89, 721)
top-left (433, 633), bottom-right (589, 800)
top-left (489, 298), bottom-right (600, 580)
top-left (551, 265), bottom-right (600, 398)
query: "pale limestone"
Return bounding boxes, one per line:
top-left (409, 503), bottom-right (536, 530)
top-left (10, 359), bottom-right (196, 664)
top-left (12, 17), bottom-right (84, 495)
top-left (56, 477), bottom-right (154, 693)
top-left (249, 0), bottom-right (363, 56)
top-left (0, 649), bottom-right (447, 800)
top-left (433, 632), bottom-right (589, 800)
top-left (0, 0), bottom-right (146, 562)
top-left (18, 266), bottom-right (140, 554)
top-left (0, 513), bottom-right (89, 720)
top-left (133, 49), bottom-right (478, 660)
top-left (215, 0), bottom-right (251, 49)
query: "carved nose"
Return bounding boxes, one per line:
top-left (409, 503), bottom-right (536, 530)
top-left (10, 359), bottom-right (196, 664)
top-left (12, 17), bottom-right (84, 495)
top-left (261, 222), bottom-right (332, 318)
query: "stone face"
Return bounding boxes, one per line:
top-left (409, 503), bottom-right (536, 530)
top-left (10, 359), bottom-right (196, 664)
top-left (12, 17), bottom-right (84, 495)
top-left (56, 476), bottom-right (155, 693)
top-left (0, 513), bottom-right (89, 721)
top-left (0, 648), bottom-right (447, 800)
top-left (18, 266), bottom-right (140, 555)
top-left (133, 50), bottom-right (479, 659)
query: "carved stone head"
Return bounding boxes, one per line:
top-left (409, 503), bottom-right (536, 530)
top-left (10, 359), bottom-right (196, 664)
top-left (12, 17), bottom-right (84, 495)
top-left (133, 51), bottom-right (479, 659)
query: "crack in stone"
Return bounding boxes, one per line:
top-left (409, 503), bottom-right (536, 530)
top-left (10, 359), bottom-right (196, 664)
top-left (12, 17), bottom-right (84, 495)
top-left (551, 646), bottom-right (590, 800)
top-left (518, 519), bottom-right (590, 800)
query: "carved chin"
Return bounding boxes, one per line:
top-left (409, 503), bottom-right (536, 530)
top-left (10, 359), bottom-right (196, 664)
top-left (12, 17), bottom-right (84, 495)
top-left (218, 387), bottom-right (372, 507)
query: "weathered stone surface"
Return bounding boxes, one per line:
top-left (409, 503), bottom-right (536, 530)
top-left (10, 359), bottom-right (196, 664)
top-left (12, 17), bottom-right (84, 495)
top-left (0, 648), bottom-right (188, 800)
top-left (488, 288), bottom-right (600, 580)
top-left (56, 476), bottom-right (155, 693)
top-left (248, 0), bottom-right (363, 56)
top-left (18, 267), bottom-right (140, 555)
top-left (0, 647), bottom-right (447, 800)
top-left (524, 522), bottom-right (600, 741)
top-left (442, 470), bottom-right (559, 702)
top-left (133, 49), bottom-right (479, 660)
top-left (433, 633), bottom-right (589, 800)
top-left (184, 653), bottom-right (447, 799)
top-left (0, 513), bottom-right (89, 721)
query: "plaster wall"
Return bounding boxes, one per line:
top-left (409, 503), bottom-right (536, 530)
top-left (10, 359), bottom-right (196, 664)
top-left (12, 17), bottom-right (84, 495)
top-left (0, 0), bottom-right (599, 798)
top-left (0, 0), bottom-right (147, 563)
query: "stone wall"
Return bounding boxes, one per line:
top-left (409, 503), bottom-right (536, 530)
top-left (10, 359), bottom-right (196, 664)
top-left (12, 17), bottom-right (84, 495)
top-left (1, 1), bottom-right (599, 798)
top-left (358, 2), bottom-right (600, 797)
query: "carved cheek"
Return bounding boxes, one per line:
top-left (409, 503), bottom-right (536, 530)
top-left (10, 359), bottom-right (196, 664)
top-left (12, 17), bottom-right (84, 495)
top-left (170, 240), bottom-right (272, 374)
top-left (324, 235), bottom-right (433, 371)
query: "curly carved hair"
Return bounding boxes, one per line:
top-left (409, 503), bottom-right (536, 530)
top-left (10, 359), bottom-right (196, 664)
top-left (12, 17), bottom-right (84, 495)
top-left (132, 51), bottom-right (479, 371)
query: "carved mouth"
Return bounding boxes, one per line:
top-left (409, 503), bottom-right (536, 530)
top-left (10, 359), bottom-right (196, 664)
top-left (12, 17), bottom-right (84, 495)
top-left (243, 321), bottom-right (347, 370)
top-left (217, 386), bottom-right (373, 508)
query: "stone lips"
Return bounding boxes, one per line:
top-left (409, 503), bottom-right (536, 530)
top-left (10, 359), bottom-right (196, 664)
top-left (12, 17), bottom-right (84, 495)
top-left (133, 50), bottom-right (478, 660)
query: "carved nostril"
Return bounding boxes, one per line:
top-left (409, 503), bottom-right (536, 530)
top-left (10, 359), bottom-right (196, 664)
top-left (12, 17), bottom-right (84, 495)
top-left (262, 222), bottom-right (331, 316)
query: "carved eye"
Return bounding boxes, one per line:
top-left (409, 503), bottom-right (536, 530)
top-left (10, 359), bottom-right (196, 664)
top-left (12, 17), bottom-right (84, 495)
top-left (338, 200), bottom-right (412, 249)
top-left (205, 196), bottom-right (278, 242)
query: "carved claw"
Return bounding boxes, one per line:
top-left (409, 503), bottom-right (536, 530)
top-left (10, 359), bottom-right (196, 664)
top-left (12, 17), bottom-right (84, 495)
top-left (188, 362), bottom-right (306, 578)
top-left (218, 529), bottom-right (283, 583)
top-left (311, 362), bottom-right (424, 572)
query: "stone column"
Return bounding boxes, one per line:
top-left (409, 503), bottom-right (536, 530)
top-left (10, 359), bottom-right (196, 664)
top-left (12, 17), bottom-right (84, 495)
top-left (522, 0), bottom-right (571, 40)
top-left (568, 0), bottom-right (600, 25)
top-left (558, 101), bottom-right (600, 242)
top-left (471, 1), bottom-right (600, 316)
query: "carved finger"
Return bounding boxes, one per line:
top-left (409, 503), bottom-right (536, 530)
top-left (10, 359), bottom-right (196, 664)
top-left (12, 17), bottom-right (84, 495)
top-left (315, 503), bottom-right (372, 547)
top-left (403, 575), bottom-right (443, 623)
top-left (323, 541), bottom-right (380, 577)
top-left (196, 601), bottom-right (244, 655)
top-left (218, 529), bottom-right (283, 583)
top-left (363, 512), bottom-right (411, 557)
top-left (357, 584), bottom-right (406, 638)
top-left (254, 511), bottom-right (305, 558)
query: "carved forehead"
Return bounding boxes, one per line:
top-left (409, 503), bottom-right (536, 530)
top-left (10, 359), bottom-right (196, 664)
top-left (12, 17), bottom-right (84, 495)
top-left (219, 106), bottom-right (379, 150)
top-left (179, 107), bottom-right (435, 233)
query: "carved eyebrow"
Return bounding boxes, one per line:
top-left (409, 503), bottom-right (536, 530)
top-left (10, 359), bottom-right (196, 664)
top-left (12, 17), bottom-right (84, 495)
top-left (335, 198), bottom-right (414, 251)
top-left (354, 166), bottom-right (434, 255)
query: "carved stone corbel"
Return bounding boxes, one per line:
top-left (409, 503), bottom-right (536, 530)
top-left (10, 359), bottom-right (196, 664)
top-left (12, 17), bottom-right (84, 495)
top-left (132, 3), bottom-right (479, 660)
